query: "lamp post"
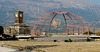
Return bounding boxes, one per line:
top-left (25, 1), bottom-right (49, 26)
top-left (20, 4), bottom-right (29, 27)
top-left (93, 27), bottom-right (95, 35)
top-left (45, 28), bottom-right (47, 35)
top-left (83, 27), bottom-right (85, 35)
top-left (93, 24), bottom-right (95, 35)
top-left (40, 28), bottom-right (42, 35)
top-left (67, 27), bottom-right (69, 35)
top-left (78, 27), bottom-right (80, 35)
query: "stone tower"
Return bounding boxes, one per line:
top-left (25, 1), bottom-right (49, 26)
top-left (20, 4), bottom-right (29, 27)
top-left (4, 11), bottom-right (31, 35)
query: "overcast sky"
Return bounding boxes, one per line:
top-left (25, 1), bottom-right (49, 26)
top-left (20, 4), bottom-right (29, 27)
top-left (85, 0), bottom-right (100, 4)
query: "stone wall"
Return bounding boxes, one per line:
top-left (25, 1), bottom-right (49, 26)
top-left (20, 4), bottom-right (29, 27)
top-left (4, 25), bottom-right (31, 35)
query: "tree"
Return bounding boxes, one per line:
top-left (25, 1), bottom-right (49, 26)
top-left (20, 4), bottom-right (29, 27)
top-left (83, 31), bottom-right (94, 35)
top-left (0, 26), bottom-right (3, 35)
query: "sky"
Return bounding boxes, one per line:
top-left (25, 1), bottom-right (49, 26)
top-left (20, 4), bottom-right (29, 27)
top-left (85, 0), bottom-right (100, 4)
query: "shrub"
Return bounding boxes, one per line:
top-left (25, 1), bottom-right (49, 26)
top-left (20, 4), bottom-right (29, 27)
top-left (54, 40), bottom-right (57, 42)
top-left (69, 39), bottom-right (72, 42)
top-left (83, 31), bottom-right (94, 35)
top-left (87, 38), bottom-right (90, 42)
top-left (64, 40), bottom-right (69, 42)
top-left (31, 37), bottom-right (34, 40)
top-left (13, 35), bottom-right (16, 38)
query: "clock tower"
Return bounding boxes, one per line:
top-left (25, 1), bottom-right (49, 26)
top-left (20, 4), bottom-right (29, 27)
top-left (15, 11), bottom-right (23, 24)
top-left (4, 11), bottom-right (31, 35)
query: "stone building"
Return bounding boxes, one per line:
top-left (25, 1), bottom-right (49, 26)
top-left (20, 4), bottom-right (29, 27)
top-left (4, 11), bottom-right (31, 35)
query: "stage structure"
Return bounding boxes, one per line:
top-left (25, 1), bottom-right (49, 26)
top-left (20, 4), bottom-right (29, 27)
top-left (32, 11), bottom-right (89, 37)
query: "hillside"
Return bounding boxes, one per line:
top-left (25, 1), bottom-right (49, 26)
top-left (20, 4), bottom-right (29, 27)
top-left (0, 0), bottom-right (100, 28)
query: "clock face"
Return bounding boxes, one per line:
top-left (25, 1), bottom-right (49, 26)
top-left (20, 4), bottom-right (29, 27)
top-left (20, 14), bottom-right (22, 17)
top-left (15, 14), bottom-right (18, 17)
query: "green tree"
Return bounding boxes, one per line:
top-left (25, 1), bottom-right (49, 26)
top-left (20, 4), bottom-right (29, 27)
top-left (87, 38), bottom-right (90, 42)
top-left (0, 26), bottom-right (3, 35)
top-left (83, 31), bottom-right (94, 35)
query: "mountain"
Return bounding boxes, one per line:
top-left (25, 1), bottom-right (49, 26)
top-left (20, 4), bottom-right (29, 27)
top-left (0, 0), bottom-right (100, 28)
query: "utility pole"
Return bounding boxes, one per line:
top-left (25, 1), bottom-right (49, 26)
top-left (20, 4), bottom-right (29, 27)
top-left (93, 27), bottom-right (95, 35)
top-left (67, 27), bottom-right (69, 35)
top-left (78, 27), bottom-right (80, 35)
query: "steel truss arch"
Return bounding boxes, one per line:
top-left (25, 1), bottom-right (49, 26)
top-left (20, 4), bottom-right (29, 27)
top-left (32, 11), bottom-right (89, 37)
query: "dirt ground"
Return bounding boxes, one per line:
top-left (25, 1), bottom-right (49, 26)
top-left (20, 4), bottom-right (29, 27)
top-left (1, 41), bottom-right (100, 52)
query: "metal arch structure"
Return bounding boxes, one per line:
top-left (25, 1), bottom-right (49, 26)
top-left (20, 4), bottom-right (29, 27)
top-left (32, 11), bottom-right (89, 37)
